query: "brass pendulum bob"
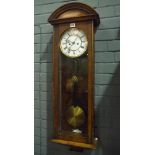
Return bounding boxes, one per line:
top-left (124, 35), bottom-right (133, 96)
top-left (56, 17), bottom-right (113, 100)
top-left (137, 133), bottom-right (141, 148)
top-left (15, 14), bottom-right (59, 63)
top-left (66, 60), bottom-right (85, 129)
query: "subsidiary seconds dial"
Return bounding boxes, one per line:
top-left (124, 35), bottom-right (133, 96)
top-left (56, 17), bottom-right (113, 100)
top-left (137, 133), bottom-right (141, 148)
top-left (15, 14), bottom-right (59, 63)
top-left (60, 28), bottom-right (88, 58)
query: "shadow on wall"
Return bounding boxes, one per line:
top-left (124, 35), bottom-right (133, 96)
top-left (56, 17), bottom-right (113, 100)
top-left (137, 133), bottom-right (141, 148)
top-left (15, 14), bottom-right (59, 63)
top-left (95, 64), bottom-right (120, 155)
top-left (41, 35), bottom-right (120, 155)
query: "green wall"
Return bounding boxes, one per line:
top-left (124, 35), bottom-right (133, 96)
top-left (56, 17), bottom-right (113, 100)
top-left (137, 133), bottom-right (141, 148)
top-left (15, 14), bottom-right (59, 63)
top-left (34, 0), bottom-right (120, 155)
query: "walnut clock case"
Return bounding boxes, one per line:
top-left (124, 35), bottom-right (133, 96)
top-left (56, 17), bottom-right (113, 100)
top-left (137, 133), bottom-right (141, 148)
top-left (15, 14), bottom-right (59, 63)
top-left (48, 2), bottom-right (100, 149)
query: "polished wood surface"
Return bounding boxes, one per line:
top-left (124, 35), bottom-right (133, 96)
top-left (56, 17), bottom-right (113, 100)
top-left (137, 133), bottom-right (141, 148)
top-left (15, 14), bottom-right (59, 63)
top-left (51, 138), bottom-right (98, 149)
top-left (48, 2), bottom-right (100, 26)
top-left (58, 9), bottom-right (86, 19)
top-left (48, 2), bottom-right (100, 148)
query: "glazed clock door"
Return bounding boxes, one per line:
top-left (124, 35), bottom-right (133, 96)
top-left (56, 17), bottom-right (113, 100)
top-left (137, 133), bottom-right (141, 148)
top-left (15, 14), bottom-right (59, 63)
top-left (56, 21), bottom-right (93, 143)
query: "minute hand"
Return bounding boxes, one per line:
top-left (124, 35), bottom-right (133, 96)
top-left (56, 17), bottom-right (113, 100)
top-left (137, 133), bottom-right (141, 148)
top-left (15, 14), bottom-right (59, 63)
top-left (72, 37), bottom-right (78, 44)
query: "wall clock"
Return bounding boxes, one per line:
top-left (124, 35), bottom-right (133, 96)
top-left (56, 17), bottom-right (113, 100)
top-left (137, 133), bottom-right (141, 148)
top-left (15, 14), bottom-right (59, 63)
top-left (48, 2), bottom-right (100, 149)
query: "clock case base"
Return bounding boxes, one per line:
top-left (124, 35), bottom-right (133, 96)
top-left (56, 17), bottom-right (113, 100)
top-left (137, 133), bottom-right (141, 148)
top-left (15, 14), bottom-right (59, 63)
top-left (50, 138), bottom-right (98, 149)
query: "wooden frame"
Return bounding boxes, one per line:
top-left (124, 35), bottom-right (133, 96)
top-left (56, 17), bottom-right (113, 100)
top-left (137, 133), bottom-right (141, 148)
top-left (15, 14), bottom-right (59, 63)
top-left (48, 2), bottom-right (100, 149)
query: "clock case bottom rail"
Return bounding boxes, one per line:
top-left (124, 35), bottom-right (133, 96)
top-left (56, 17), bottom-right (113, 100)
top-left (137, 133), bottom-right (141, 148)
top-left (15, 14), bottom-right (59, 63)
top-left (50, 138), bottom-right (98, 149)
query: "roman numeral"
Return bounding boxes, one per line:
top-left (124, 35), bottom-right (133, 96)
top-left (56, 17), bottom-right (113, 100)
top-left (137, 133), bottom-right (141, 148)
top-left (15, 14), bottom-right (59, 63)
top-left (67, 33), bottom-right (70, 36)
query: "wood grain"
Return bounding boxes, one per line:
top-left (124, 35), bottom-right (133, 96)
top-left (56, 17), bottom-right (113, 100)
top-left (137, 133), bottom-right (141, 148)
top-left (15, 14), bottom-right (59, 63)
top-left (50, 138), bottom-right (98, 149)
top-left (48, 2), bottom-right (100, 148)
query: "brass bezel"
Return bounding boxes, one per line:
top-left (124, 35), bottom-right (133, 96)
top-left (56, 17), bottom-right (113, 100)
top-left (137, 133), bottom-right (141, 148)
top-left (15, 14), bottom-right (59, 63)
top-left (59, 28), bottom-right (88, 58)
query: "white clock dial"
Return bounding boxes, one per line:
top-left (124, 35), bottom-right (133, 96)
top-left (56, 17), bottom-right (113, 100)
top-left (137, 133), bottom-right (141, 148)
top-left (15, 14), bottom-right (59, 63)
top-left (60, 28), bottom-right (88, 58)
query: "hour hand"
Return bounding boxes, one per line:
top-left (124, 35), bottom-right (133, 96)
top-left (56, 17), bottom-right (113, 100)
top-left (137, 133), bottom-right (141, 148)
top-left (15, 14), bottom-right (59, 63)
top-left (67, 40), bottom-right (72, 45)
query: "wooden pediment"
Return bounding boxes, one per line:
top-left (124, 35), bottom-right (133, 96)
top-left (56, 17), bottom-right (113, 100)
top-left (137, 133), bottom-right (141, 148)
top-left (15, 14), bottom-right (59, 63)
top-left (48, 2), bottom-right (100, 26)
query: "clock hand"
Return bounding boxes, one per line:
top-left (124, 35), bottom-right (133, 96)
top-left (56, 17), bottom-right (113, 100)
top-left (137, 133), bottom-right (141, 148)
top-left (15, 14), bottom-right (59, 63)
top-left (67, 39), bottom-right (73, 51)
top-left (70, 37), bottom-right (79, 51)
top-left (74, 37), bottom-right (78, 42)
top-left (72, 37), bottom-right (78, 44)
top-left (67, 39), bottom-right (73, 46)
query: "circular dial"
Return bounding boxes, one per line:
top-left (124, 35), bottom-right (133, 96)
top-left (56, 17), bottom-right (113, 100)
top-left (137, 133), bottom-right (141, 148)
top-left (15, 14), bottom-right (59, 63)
top-left (60, 28), bottom-right (88, 58)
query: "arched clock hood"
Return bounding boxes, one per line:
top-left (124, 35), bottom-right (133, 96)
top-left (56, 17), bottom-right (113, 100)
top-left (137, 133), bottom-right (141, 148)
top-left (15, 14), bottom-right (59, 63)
top-left (48, 2), bottom-right (100, 26)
